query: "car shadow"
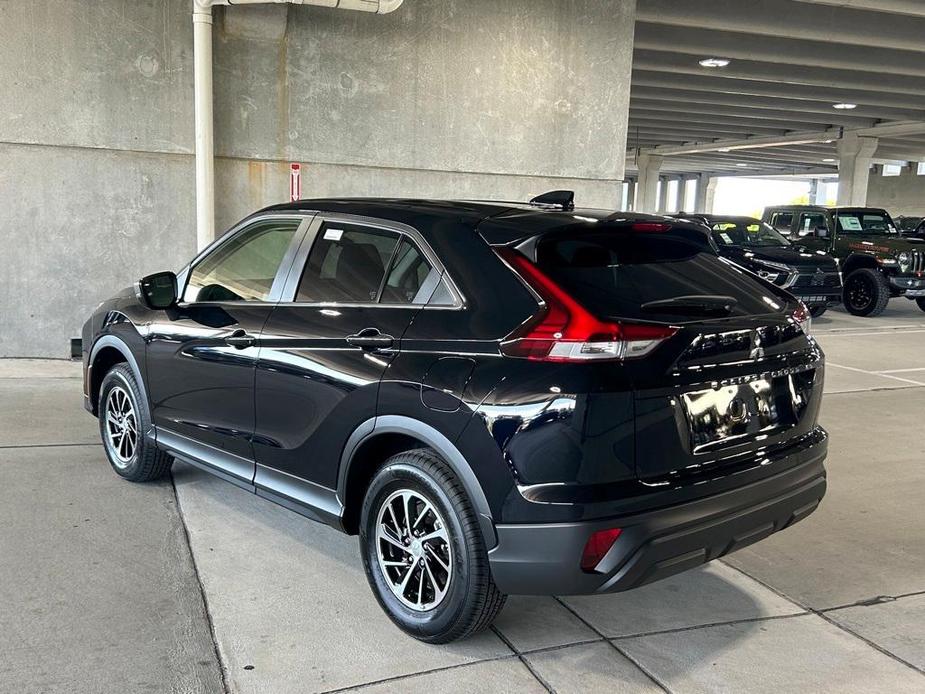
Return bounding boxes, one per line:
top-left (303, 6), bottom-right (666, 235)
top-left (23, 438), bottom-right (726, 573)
top-left (171, 461), bottom-right (777, 665)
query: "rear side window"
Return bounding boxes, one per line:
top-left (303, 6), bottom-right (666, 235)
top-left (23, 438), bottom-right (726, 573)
top-left (297, 224), bottom-right (399, 303)
top-left (381, 239), bottom-right (455, 306)
top-left (185, 219), bottom-right (300, 303)
top-left (536, 232), bottom-right (787, 323)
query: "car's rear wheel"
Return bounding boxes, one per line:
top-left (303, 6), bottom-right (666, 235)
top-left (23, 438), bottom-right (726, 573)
top-left (359, 449), bottom-right (506, 643)
top-left (99, 364), bottom-right (172, 482)
top-left (843, 268), bottom-right (890, 316)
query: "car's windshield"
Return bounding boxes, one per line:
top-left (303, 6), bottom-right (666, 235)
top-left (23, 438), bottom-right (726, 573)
top-left (835, 210), bottom-right (897, 235)
top-left (710, 220), bottom-right (790, 248)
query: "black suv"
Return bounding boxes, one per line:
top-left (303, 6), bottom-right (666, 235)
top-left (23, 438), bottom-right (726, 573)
top-left (674, 214), bottom-right (842, 318)
top-left (83, 196), bottom-right (828, 643)
top-left (763, 205), bottom-right (925, 316)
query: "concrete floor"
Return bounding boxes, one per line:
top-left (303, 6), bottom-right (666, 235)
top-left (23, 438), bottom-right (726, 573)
top-left (2, 301), bottom-right (925, 693)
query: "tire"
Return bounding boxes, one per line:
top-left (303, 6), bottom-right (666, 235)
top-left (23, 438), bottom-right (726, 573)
top-left (98, 363), bottom-right (172, 482)
top-left (809, 305), bottom-right (827, 318)
top-left (359, 449), bottom-right (506, 643)
top-left (916, 298), bottom-right (925, 312)
top-left (843, 268), bottom-right (890, 317)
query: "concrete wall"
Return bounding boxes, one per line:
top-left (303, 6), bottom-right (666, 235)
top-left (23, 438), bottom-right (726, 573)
top-left (867, 164), bottom-right (925, 217)
top-left (0, 0), bottom-right (635, 357)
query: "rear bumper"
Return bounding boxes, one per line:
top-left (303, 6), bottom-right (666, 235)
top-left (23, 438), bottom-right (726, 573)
top-left (488, 437), bottom-right (827, 595)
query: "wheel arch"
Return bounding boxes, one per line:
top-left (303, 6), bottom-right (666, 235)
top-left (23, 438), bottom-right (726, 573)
top-left (338, 416), bottom-right (497, 548)
top-left (842, 252), bottom-right (880, 275)
top-left (88, 336), bottom-right (147, 416)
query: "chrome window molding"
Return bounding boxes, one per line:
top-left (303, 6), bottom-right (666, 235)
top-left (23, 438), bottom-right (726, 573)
top-left (177, 213), bottom-right (315, 308)
top-left (279, 211), bottom-right (467, 311)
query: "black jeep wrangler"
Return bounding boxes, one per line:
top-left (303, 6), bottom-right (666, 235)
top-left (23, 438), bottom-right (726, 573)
top-left (762, 205), bottom-right (925, 316)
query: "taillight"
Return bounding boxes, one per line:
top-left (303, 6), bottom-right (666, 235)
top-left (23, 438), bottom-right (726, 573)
top-left (580, 527), bottom-right (622, 572)
top-left (496, 248), bottom-right (677, 362)
top-left (791, 302), bottom-right (812, 335)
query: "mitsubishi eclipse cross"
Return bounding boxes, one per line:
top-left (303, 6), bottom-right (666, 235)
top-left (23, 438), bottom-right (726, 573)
top-left (82, 192), bottom-right (828, 643)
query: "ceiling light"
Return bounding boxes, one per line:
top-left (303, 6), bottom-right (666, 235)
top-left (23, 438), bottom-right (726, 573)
top-left (823, 158), bottom-right (836, 163)
top-left (699, 57), bottom-right (731, 68)
top-left (833, 103), bottom-right (857, 110)
top-left (736, 163), bottom-right (749, 167)
top-left (718, 147), bottom-right (732, 153)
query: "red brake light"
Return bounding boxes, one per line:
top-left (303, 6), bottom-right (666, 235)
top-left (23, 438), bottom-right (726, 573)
top-left (496, 248), bottom-right (677, 362)
top-left (631, 222), bottom-right (671, 233)
top-left (791, 302), bottom-right (812, 335)
top-left (581, 528), bottom-right (622, 572)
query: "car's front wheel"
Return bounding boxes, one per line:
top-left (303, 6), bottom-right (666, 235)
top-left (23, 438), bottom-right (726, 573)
top-left (359, 449), bottom-right (506, 643)
top-left (809, 305), bottom-right (828, 318)
top-left (98, 363), bottom-right (172, 482)
top-left (843, 268), bottom-right (890, 316)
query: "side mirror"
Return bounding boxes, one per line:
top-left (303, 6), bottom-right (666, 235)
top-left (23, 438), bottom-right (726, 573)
top-left (136, 271), bottom-right (178, 310)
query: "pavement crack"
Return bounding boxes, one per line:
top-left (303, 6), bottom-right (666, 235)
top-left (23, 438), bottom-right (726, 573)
top-left (170, 471), bottom-right (231, 694)
top-left (720, 561), bottom-right (925, 678)
top-left (490, 625), bottom-right (557, 694)
top-left (552, 597), bottom-right (673, 694)
top-left (821, 589), bottom-right (925, 613)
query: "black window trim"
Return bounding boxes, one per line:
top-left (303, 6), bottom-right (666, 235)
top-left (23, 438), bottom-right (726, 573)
top-left (176, 212), bottom-right (315, 308)
top-left (279, 212), bottom-right (466, 310)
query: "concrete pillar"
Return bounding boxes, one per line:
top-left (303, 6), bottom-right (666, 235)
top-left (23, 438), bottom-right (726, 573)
top-left (636, 153), bottom-right (663, 214)
top-left (657, 176), bottom-right (670, 213)
top-left (836, 134), bottom-right (879, 206)
top-left (624, 179), bottom-right (636, 211)
top-left (694, 175), bottom-right (717, 213)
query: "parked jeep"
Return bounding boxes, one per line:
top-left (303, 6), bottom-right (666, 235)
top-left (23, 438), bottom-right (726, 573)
top-left (762, 205), bottom-right (925, 316)
top-left (674, 214), bottom-right (842, 318)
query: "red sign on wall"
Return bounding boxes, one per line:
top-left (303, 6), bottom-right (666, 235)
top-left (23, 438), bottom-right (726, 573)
top-left (289, 163), bottom-right (302, 202)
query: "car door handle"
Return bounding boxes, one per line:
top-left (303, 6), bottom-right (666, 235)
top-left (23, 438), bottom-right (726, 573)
top-left (346, 329), bottom-right (394, 350)
top-left (224, 330), bottom-right (256, 349)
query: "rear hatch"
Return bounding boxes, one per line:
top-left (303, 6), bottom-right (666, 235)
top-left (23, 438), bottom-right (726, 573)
top-left (530, 222), bottom-right (824, 482)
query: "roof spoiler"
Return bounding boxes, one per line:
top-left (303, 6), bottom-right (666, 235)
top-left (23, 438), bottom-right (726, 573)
top-left (529, 190), bottom-right (575, 211)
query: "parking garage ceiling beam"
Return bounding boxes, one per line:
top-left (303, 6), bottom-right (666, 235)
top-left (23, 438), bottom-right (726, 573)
top-left (630, 100), bottom-right (878, 128)
top-left (629, 108), bottom-right (844, 133)
top-left (633, 50), bottom-right (925, 96)
top-left (631, 88), bottom-right (923, 122)
top-left (636, 0), bottom-right (925, 52)
top-left (791, 0), bottom-right (925, 19)
top-left (634, 24), bottom-right (925, 79)
top-left (640, 121), bottom-right (925, 159)
top-left (632, 71), bottom-right (925, 112)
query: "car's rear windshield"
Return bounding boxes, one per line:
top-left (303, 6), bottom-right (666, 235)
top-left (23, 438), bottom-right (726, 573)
top-left (535, 231), bottom-right (787, 323)
top-left (711, 220), bottom-right (789, 248)
top-left (835, 210), bottom-right (897, 235)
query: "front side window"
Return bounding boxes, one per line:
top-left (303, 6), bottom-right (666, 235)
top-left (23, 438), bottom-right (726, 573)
top-left (184, 219), bottom-right (301, 303)
top-left (798, 213), bottom-right (829, 237)
top-left (770, 212), bottom-right (793, 232)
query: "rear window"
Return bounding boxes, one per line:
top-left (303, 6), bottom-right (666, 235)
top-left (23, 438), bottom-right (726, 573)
top-left (535, 232), bottom-right (787, 323)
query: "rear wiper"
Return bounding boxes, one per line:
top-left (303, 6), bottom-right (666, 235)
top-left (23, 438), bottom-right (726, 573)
top-left (641, 295), bottom-right (738, 316)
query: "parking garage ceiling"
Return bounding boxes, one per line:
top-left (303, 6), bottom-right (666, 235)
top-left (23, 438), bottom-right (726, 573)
top-left (626, 0), bottom-right (925, 179)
